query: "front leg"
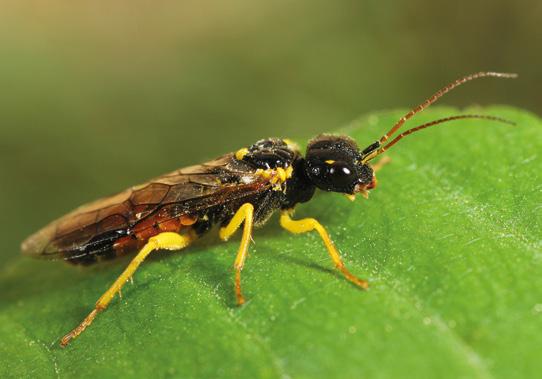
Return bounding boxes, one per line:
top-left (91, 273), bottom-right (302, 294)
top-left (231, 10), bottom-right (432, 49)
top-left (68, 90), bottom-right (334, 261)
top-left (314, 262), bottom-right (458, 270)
top-left (279, 210), bottom-right (368, 289)
top-left (372, 155), bottom-right (392, 173)
top-left (219, 203), bottom-right (254, 305)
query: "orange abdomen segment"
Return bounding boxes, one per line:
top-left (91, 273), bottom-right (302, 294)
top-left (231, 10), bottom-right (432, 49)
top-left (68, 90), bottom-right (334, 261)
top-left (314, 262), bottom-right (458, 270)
top-left (112, 214), bottom-right (199, 259)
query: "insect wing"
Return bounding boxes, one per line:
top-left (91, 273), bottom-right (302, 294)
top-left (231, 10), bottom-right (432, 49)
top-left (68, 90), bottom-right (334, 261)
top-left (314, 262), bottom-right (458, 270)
top-left (21, 154), bottom-right (268, 261)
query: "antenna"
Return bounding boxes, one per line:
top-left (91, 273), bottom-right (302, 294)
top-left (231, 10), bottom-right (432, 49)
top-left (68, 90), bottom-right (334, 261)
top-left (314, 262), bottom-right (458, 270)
top-left (374, 115), bottom-right (515, 156)
top-left (379, 72), bottom-right (517, 144)
top-left (361, 71), bottom-right (517, 163)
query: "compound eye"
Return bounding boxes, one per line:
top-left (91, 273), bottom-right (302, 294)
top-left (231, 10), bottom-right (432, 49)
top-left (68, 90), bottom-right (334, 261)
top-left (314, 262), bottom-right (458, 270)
top-left (329, 164), bottom-right (352, 176)
top-left (328, 162), bottom-right (355, 188)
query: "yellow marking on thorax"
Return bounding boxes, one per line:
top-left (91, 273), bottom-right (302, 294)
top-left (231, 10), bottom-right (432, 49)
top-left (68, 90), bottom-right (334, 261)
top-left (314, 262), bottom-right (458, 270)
top-left (325, 160), bottom-right (335, 164)
top-left (283, 138), bottom-right (300, 152)
top-left (235, 148), bottom-right (249, 160)
top-left (256, 165), bottom-right (294, 191)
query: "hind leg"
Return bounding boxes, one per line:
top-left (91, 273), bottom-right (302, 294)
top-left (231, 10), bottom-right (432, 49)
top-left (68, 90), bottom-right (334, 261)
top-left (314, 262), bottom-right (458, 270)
top-left (60, 231), bottom-right (194, 347)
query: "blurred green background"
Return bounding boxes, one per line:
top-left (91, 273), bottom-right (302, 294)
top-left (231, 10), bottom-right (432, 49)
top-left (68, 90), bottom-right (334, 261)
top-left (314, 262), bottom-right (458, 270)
top-left (0, 1), bottom-right (540, 375)
top-left (1, 1), bottom-right (540, 253)
top-left (2, 1), bottom-right (540, 263)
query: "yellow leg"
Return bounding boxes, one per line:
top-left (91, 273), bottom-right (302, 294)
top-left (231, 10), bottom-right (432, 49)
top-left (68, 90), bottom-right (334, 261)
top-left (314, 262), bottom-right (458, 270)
top-left (60, 231), bottom-right (194, 347)
top-left (219, 203), bottom-right (254, 305)
top-left (279, 210), bottom-right (368, 289)
top-left (372, 156), bottom-right (391, 173)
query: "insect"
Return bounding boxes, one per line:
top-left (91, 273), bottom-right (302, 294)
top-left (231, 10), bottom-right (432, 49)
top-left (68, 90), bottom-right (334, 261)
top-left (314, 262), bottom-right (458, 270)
top-left (21, 71), bottom-right (516, 347)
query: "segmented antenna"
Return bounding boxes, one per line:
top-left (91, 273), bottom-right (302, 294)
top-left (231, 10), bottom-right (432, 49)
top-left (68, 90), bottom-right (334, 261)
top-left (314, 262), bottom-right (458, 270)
top-left (361, 71), bottom-right (517, 163)
top-left (379, 72), bottom-right (517, 145)
top-left (375, 115), bottom-right (515, 155)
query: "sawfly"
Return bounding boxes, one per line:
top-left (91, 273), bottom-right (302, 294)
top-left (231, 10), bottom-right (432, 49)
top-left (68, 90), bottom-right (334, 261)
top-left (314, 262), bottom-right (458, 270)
top-left (21, 71), bottom-right (517, 346)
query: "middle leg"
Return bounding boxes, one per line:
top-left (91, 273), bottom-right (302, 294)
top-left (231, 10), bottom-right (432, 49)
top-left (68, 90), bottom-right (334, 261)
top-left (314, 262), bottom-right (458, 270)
top-left (219, 203), bottom-right (255, 305)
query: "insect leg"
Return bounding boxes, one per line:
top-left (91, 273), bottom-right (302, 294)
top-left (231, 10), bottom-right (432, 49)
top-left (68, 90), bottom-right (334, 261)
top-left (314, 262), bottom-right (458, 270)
top-left (279, 210), bottom-right (368, 289)
top-left (218, 203), bottom-right (254, 305)
top-left (60, 231), bottom-right (194, 347)
top-left (372, 156), bottom-right (392, 173)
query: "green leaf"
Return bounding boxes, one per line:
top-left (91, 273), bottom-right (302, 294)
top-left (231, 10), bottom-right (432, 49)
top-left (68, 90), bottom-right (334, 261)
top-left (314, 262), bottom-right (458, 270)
top-left (1, 106), bottom-right (540, 379)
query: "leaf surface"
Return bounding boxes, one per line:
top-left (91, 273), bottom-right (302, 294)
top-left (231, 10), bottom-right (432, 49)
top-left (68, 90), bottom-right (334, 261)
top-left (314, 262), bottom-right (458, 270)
top-left (1, 106), bottom-right (540, 379)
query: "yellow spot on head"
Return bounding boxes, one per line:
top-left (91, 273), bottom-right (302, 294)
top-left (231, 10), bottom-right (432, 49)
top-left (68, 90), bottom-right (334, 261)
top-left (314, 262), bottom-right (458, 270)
top-left (325, 160), bottom-right (335, 164)
top-left (235, 148), bottom-right (249, 161)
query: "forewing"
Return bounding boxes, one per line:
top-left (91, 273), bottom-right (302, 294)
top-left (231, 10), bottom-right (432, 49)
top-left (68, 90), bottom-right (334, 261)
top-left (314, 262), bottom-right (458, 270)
top-left (21, 154), bottom-right (267, 260)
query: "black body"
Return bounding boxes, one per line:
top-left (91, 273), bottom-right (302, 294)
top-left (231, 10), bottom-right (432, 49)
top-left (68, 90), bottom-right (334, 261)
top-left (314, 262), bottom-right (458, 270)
top-left (22, 135), bottom-right (374, 265)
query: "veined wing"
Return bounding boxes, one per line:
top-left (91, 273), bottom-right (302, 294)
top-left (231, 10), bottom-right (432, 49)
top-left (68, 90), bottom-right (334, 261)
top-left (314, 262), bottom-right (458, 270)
top-left (21, 153), bottom-right (269, 261)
